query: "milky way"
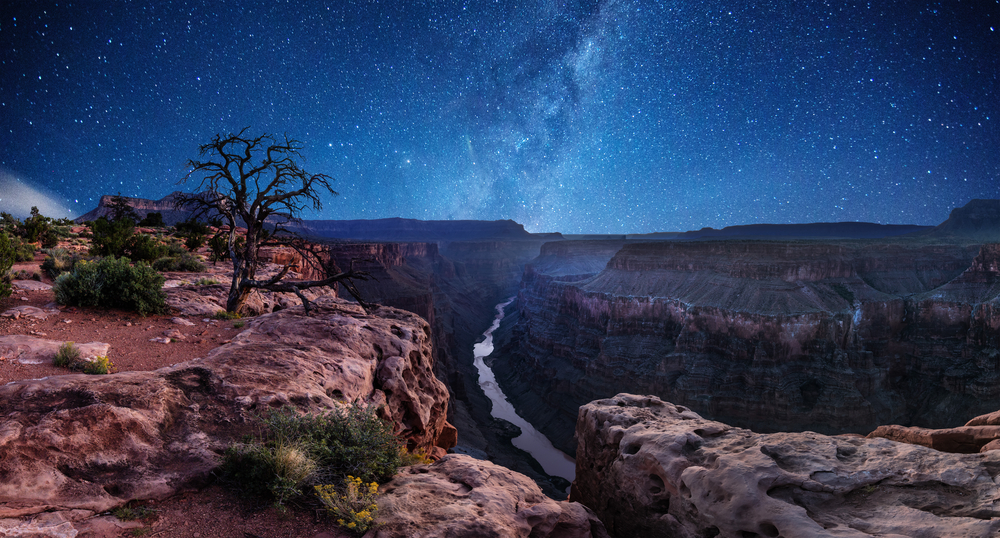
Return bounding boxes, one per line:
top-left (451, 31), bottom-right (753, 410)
top-left (2, 1), bottom-right (997, 233)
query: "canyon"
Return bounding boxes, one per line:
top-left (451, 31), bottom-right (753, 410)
top-left (491, 201), bottom-right (1000, 458)
top-left (26, 194), bottom-right (1000, 536)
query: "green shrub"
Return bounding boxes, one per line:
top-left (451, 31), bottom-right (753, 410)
top-left (128, 233), bottom-right (167, 263)
top-left (152, 253), bottom-right (205, 272)
top-left (83, 355), bottom-right (114, 375)
top-left (10, 235), bottom-right (35, 262)
top-left (41, 248), bottom-right (85, 279)
top-left (89, 217), bottom-right (135, 258)
top-left (0, 233), bottom-right (11, 298)
top-left (54, 256), bottom-right (166, 315)
top-left (212, 310), bottom-right (241, 320)
top-left (219, 404), bottom-right (402, 510)
top-left (208, 233), bottom-right (229, 262)
top-left (137, 212), bottom-right (165, 227)
top-left (184, 233), bottom-right (206, 252)
top-left (315, 476), bottom-right (380, 534)
top-left (194, 277), bottom-right (221, 286)
top-left (165, 242), bottom-right (186, 257)
top-left (54, 342), bottom-right (82, 368)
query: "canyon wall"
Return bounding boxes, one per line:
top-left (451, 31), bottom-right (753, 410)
top-left (492, 239), bottom-right (1000, 455)
top-left (321, 238), bottom-right (574, 494)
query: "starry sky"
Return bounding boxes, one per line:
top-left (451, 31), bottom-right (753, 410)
top-left (1, 1), bottom-right (998, 233)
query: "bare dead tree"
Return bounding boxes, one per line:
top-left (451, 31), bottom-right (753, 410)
top-left (175, 128), bottom-right (369, 314)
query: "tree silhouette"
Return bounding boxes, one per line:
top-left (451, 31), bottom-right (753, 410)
top-left (175, 128), bottom-right (368, 314)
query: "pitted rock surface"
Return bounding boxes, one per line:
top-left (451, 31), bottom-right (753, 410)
top-left (572, 394), bottom-right (1000, 538)
top-left (0, 298), bottom-right (453, 520)
top-left (373, 454), bottom-right (609, 538)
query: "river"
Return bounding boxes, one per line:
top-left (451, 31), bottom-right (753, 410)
top-left (472, 298), bottom-right (576, 485)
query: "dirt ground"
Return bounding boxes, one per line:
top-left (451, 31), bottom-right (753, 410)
top-left (1, 258), bottom-right (351, 538)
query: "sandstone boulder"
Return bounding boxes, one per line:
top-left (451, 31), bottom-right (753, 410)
top-left (0, 298), bottom-right (454, 522)
top-left (164, 284), bottom-right (333, 317)
top-left (11, 280), bottom-right (53, 291)
top-left (572, 394), bottom-right (1000, 538)
top-left (1, 305), bottom-right (60, 320)
top-left (0, 335), bottom-right (109, 365)
top-left (373, 454), bottom-right (608, 538)
top-left (868, 423), bottom-right (1000, 453)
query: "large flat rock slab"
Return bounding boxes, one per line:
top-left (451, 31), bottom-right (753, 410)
top-left (573, 393), bottom-right (1000, 538)
top-left (0, 297), bottom-right (452, 520)
top-left (0, 335), bottom-right (109, 365)
top-left (1, 305), bottom-right (60, 320)
top-left (11, 280), bottom-right (53, 291)
top-left (374, 454), bottom-right (608, 538)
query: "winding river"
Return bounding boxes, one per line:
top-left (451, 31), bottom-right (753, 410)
top-left (473, 298), bottom-right (576, 484)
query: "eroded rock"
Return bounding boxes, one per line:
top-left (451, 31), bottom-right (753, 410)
top-left (1, 305), bottom-right (60, 320)
top-left (373, 454), bottom-right (608, 538)
top-left (0, 298), bottom-right (454, 520)
top-left (572, 394), bottom-right (1000, 538)
top-left (0, 335), bottom-right (109, 365)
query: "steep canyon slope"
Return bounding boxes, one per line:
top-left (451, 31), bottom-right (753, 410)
top-left (321, 238), bottom-right (572, 493)
top-left (492, 235), bottom-right (1000, 455)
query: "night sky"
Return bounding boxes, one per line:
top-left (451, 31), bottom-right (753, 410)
top-left (2, 1), bottom-right (998, 233)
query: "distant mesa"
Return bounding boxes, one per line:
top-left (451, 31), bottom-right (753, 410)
top-left (644, 221), bottom-right (932, 241)
top-left (73, 192), bottom-right (562, 242)
top-left (921, 199), bottom-right (1000, 242)
top-left (74, 194), bottom-right (1000, 242)
top-left (74, 191), bottom-right (200, 226)
top-left (287, 217), bottom-right (551, 242)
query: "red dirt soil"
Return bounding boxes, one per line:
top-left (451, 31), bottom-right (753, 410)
top-left (1, 260), bottom-right (351, 538)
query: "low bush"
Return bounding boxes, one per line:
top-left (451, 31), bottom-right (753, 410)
top-left (53, 344), bottom-right (112, 374)
top-left (41, 248), bottom-right (85, 279)
top-left (315, 476), bottom-right (380, 534)
top-left (54, 256), bottom-right (166, 315)
top-left (10, 236), bottom-right (35, 262)
top-left (83, 355), bottom-right (114, 375)
top-left (0, 232), bottom-right (12, 298)
top-left (193, 277), bottom-right (221, 286)
top-left (128, 233), bottom-right (168, 263)
top-left (54, 341), bottom-right (81, 368)
top-left (137, 212), bottom-right (165, 227)
top-left (219, 404), bottom-right (401, 514)
top-left (152, 253), bottom-right (205, 272)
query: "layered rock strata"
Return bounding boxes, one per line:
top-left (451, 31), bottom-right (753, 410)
top-left (322, 239), bottom-right (573, 494)
top-left (572, 394), bottom-right (1000, 538)
top-left (493, 239), bottom-right (1000, 454)
top-left (0, 298), bottom-right (453, 518)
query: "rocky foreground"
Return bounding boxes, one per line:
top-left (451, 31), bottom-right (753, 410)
top-left (0, 297), bottom-right (608, 537)
top-left (573, 393), bottom-right (1000, 538)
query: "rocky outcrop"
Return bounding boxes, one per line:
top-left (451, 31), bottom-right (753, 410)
top-left (924, 199), bottom-right (1000, 242)
top-left (0, 298), bottom-right (453, 518)
top-left (869, 407), bottom-right (1000, 454)
top-left (323, 238), bottom-right (569, 495)
top-left (492, 239), bottom-right (1000, 454)
top-left (373, 454), bottom-right (608, 538)
top-left (572, 394), bottom-right (1000, 538)
top-left (0, 335), bottom-right (109, 365)
top-left (164, 283), bottom-right (331, 317)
